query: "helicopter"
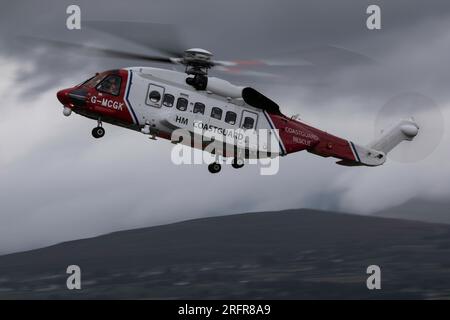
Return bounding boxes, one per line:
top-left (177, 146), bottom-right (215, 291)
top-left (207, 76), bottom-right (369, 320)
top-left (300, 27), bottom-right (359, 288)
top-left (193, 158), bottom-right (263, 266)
top-left (54, 22), bottom-right (419, 174)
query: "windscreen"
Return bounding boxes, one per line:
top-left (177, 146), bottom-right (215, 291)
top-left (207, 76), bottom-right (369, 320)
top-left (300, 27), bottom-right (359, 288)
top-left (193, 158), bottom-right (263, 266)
top-left (81, 72), bottom-right (109, 88)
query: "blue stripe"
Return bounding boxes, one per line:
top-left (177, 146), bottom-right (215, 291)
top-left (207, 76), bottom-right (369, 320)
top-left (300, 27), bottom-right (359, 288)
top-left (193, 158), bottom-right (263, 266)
top-left (350, 142), bottom-right (361, 162)
top-left (263, 111), bottom-right (286, 155)
top-left (125, 70), bottom-right (139, 124)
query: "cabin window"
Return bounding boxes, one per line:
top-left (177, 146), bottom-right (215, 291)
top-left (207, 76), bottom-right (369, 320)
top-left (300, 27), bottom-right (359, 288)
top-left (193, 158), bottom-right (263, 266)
top-left (225, 111), bottom-right (237, 125)
top-left (242, 117), bottom-right (255, 129)
top-left (193, 102), bottom-right (205, 114)
top-left (163, 94), bottom-right (174, 107)
top-left (149, 91), bottom-right (161, 103)
top-left (176, 97), bottom-right (188, 111)
top-left (146, 84), bottom-right (165, 107)
top-left (96, 75), bottom-right (122, 96)
top-left (211, 107), bottom-right (223, 120)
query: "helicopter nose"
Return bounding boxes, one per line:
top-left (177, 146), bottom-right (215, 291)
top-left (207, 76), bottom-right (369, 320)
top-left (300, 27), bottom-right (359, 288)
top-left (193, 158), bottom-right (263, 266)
top-left (57, 89), bottom-right (70, 105)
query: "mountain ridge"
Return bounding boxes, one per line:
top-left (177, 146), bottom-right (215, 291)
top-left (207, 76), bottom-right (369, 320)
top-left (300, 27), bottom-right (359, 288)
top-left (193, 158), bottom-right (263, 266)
top-left (1, 208), bottom-right (450, 299)
top-left (373, 198), bottom-right (450, 224)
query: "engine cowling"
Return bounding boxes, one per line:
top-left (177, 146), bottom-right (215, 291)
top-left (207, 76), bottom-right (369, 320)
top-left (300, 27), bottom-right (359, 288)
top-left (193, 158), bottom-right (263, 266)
top-left (205, 77), bottom-right (281, 114)
top-left (206, 77), bottom-right (244, 99)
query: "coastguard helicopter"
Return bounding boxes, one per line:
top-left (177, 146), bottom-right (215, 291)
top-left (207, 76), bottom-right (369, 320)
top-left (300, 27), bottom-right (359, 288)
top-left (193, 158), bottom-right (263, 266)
top-left (54, 22), bottom-right (420, 174)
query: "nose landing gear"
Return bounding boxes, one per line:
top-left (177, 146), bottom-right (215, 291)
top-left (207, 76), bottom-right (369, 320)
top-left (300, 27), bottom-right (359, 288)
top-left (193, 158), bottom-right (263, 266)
top-left (92, 126), bottom-right (105, 139)
top-left (92, 119), bottom-right (105, 139)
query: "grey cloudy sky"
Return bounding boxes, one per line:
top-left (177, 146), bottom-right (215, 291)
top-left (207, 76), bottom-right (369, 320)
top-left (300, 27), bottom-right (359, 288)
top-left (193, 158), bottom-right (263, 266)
top-left (1, 0), bottom-right (450, 254)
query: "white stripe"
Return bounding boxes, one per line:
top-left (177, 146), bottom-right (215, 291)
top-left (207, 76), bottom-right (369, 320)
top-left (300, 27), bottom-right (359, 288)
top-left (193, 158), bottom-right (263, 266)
top-left (348, 141), bottom-right (359, 161)
top-left (123, 70), bottom-right (137, 125)
top-left (264, 111), bottom-right (287, 155)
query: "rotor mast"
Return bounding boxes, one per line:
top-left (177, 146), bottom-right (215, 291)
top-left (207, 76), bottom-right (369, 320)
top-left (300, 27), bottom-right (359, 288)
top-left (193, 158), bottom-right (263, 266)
top-left (183, 48), bottom-right (214, 90)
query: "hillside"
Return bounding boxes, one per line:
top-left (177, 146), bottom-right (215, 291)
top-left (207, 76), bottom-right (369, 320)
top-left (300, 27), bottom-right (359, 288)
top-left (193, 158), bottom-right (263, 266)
top-left (1, 209), bottom-right (450, 299)
top-left (374, 198), bottom-right (450, 224)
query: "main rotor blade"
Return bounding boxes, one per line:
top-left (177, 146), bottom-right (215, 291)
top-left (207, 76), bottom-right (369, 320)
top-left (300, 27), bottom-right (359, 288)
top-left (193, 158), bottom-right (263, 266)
top-left (214, 44), bottom-right (375, 68)
top-left (85, 21), bottom-right (186, 58)
top-left (294, 45), bottom-right (376, 66)
top-left (211, 45), bottom-right (375, 77)
top-left (23, 37), bottom-right (178, 64)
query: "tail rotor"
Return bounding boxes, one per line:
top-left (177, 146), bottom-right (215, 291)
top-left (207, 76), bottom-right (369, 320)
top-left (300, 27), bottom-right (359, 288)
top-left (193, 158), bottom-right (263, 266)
top-left (374, 93), bottom-right (444, 163)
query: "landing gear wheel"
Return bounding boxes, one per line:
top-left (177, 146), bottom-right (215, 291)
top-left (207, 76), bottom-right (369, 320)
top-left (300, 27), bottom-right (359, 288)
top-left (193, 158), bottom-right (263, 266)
top-left (208, 162), bottom-right (222, 174)
top-left (92, 127), bottom-right (105, 139)
top-left (232, 158), bottom-right (245, 169)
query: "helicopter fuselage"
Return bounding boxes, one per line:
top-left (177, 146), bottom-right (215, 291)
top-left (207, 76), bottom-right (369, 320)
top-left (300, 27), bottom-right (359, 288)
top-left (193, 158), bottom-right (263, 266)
top-left (56, 67), bottom-right (395, 170)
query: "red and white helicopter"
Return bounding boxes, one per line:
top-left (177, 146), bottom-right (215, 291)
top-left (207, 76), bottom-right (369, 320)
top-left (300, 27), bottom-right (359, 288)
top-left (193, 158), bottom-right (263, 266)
top-left (54, 24), bottom-right (419, 174)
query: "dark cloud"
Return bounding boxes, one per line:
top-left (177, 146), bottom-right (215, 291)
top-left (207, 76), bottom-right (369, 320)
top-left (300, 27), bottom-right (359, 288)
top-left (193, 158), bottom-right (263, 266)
top-left (2, 0), bottom-right (449, 91)
top-left (1, 0), bottom-right (450, 254)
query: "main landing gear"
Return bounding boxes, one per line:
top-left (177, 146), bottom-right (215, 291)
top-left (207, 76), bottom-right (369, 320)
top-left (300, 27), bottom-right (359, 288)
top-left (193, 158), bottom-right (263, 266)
top-left (232, 158), bottom-right (245, 169)
top-left (208, 162), bottom-right (222, 174)
top-left (92, 119), bottom-right (105, 139)
top-left (207, 158), bottom-right (245, 174)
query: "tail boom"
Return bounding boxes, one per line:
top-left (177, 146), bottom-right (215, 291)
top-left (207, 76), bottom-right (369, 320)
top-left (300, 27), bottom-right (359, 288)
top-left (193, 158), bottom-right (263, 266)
top-left (268, 112), bottom-right (419, 167)
top-left (309, 119), bottom-right (419, 167)
top-left (338, 118), bottom-right (419, 167)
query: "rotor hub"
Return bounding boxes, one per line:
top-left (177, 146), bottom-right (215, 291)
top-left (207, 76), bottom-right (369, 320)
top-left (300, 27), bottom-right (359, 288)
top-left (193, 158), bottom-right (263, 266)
top-left (183, 48), bottom-right (214, 76)
top-left (184, 48), bottom-right (213, 61)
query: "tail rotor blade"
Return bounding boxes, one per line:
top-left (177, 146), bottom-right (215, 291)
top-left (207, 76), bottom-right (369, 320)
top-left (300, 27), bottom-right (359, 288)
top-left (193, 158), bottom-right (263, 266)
top-left (374, 92), bottom-right (444, 163)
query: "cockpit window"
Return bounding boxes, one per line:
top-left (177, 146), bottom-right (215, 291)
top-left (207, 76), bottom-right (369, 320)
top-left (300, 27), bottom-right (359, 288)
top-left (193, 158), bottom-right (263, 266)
top-left (77, 75), bottom-right (95, 87)
top-left (96, 75), bottom-right (122, 96)
top-left (83, 72), bottom-right (107, 88)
